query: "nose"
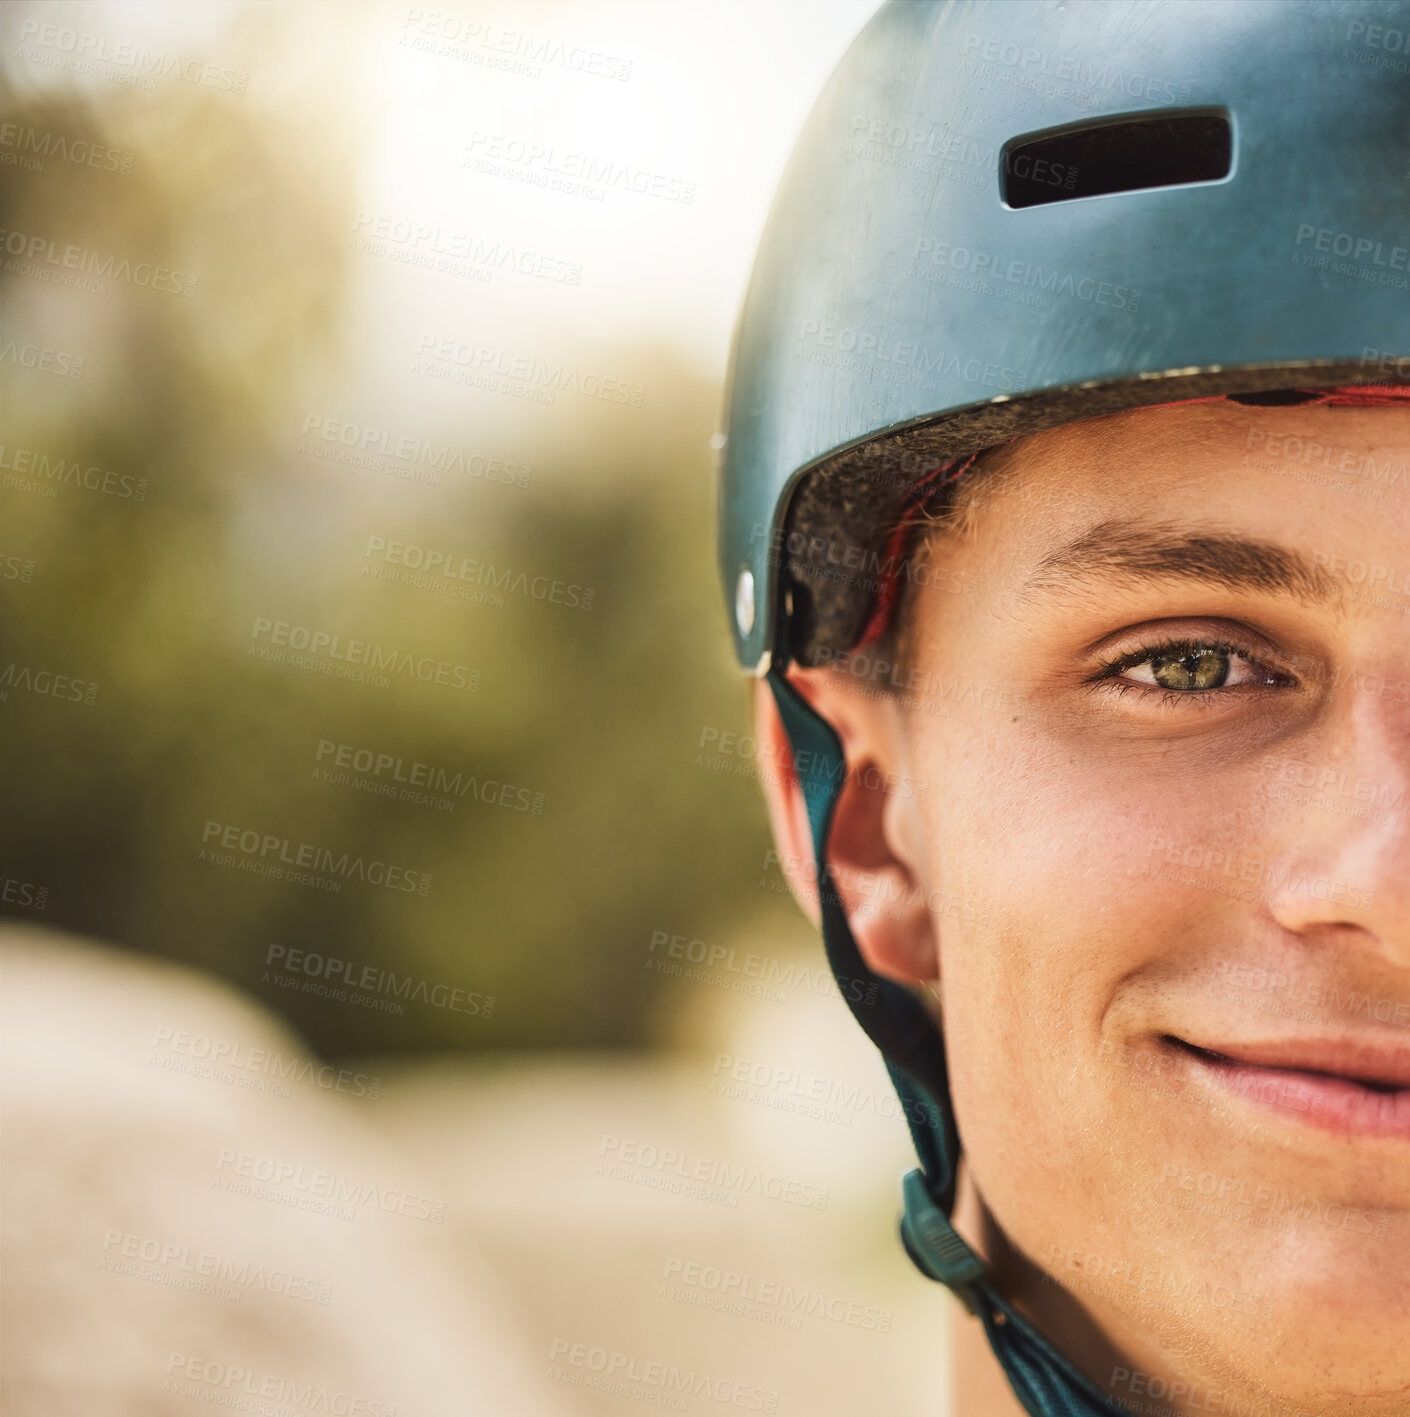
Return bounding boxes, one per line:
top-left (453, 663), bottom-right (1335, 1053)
top-left (1263, 684), bottom-right (1410, 971)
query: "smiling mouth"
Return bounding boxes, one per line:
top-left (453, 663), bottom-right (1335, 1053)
top-left (1166, 1037), bottom-right (1405, 1093)
top-left (1160, 1034), bottom-right (1410, 1140)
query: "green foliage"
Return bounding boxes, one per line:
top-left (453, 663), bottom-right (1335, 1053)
top-left (0, 43), bottom-right (780, 1055)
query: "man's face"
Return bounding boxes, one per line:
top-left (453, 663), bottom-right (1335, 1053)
top-left (769, 399), bottom-right (1410, 1412)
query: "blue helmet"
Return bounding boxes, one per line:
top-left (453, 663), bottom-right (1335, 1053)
top-left (715, 3), bottom-right (1410, 1413)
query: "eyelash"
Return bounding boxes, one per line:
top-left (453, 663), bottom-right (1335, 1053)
top-left (1087, 636), bottom-right (1296, 708)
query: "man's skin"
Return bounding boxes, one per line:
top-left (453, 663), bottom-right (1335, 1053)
top-left (755, 400), bottom-right (1410, 1416)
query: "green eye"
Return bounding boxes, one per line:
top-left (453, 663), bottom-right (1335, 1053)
top-left (1100, 637), bottom-right (1289, 697)
top-left (1148, 646), bottom-right (1229, 690)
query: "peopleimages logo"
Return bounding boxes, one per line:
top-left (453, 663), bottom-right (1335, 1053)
top-left (201, 821), bottom-right (432, 896)
top-left (414, 333), bottom-right (646, 407)
top-left (350, 211), bottom-right (582, 285)
top-left (163, 1354), bottom-right (396, 1417)
top-left (0, 662), bottom-right (98, 705)
top-left (249, 617), bottom-right (481, 693)
top-left (1155, 1162), bottom-right (1392, 1237)
top-left (961, 32), bottom-right (1194, 105)
top-left (646, 928), bottom-right (881, 1007)
top-left (1295, 223), bottom-right (1409, 269)
top-left (547, 1339), bottom-right (777, 1412)
top-left (912, 237), bottom-right (1141, 311)
top-left (14, 18), bottom-right (250, 91)
top-left (314, 738), bottom-right (544, 815)
top-left (301, 415), bottom-right (530, 487)
top-left (100, 1230), bottom-right (331, 1304)
top-left (1360, 346), bottom-right (1410, 380)
top-left (0, 227), bottom-right (198, 296)
top-left (0, 339), bottom-right (84, 377)
top-left (709, 1053), bottom-right (931, 1127)
top-left (363, 536), bottom-right (594, 610)
top-left (399, 8), bottom-right (633, 81)
top-left (2, 877), bottom-right (49, 910)
top-left (1140, 837), bottom-right (1375, 911)
top-left (215, 1147), bottom-right (446, 1222)
top-left (148, 1025), bottom-right (382, 1099)
top-left (464, 132), bottom-right (695, 205)
top-left (263, 943), bottom-right (494, 1019)
top-left (0, 553), bottom-right (36, 582)
top-left (597, 1135), bottom-right (829, 1211)
top-left (1293, 223), bottom-right (1410, 288)
top-left (0, 121), bottom-right (134, 174)
top-left (661, 1257), bottom-right (894, 1333)
top-left (794, 317), bottom-right (1027, 390)
top-left (0, 444), bottom-right (148, 499)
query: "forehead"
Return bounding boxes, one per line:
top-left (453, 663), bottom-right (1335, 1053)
top-left (970, 402), bottom-right (1410, 539)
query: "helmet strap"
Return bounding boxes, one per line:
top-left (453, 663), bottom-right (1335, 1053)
top-left (764, 635), bottom-right (1134, 1417)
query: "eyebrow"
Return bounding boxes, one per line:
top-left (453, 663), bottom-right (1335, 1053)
top-left (1018, 519), bottom-right (1342, 607)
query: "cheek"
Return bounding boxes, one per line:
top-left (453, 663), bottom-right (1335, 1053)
top-left (918, 719), bottom-right (1275, 1233)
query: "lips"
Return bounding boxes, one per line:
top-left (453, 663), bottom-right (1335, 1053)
top-left (1163, 1034), bottom-right (1410, 1140)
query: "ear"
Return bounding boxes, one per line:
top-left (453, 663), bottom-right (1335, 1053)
top-left (753, 671), bottom-right (939, 984)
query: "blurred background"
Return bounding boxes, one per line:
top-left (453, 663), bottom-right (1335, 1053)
top-left (0, 1), bottom-right (952, 1413)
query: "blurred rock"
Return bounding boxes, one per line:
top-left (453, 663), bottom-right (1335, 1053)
top-left (0, 923), bottom-right (573, 1417)
top-left (368, 932), bottom-right (946, 1417)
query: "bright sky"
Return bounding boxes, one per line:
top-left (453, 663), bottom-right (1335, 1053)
top-left (4, 0), bottom-right (882, 471)
top-left (6, 0), bottom-right (879, 369)
top-left (356, 0), bottom-right (882, 376)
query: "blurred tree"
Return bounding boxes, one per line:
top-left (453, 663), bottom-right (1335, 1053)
top-left (0, 7), bottom-right (782, 1056)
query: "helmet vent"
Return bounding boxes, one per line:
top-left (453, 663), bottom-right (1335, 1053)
top-left (1001, 110), bottom-right (1231, 209)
